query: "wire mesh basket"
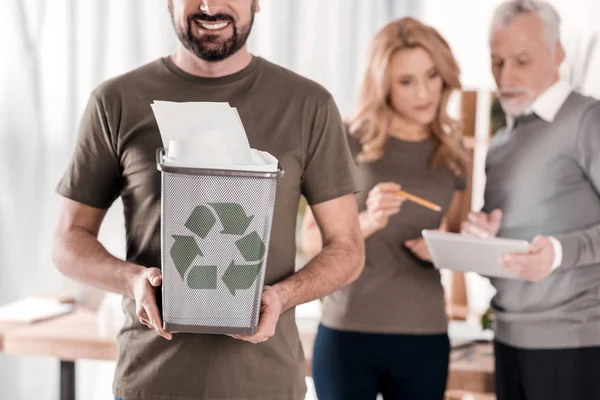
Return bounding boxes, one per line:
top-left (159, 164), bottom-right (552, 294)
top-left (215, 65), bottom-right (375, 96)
top-left (156, 148), bottom-right (284, 335)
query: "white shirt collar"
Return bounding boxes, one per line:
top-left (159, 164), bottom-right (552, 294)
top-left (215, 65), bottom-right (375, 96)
top-left (505, 79), bottom-right (572, 129)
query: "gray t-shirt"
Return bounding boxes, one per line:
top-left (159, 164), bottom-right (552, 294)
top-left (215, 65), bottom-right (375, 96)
top-left (56, 56), bottom-right (360, 400)
top-left (321, 135), bottom-right (466, 334)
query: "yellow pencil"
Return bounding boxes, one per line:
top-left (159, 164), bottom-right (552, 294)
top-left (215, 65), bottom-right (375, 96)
top-left (397, 189), bottom-right (442, 212)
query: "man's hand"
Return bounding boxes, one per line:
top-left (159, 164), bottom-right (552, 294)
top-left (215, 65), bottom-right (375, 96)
top-left (499, 236), bottom-right (555, 282)
top-left (131, 267), bottom-right (172, 340)
top-left (230, 285), bottom-right (283, 344)
top-left (404, 237), bottom-right (432, 262)
top-left (461, 209), bottom-right (503, 238)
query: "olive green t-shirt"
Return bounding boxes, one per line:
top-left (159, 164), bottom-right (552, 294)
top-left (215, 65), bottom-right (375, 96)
top-left (56, 56), bottom-right (360, 400)
top-left (321, 135), bottom-right (466, 334)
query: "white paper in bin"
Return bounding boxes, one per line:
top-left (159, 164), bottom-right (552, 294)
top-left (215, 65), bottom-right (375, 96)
top-left (157, 148), bottom-right (283, 335)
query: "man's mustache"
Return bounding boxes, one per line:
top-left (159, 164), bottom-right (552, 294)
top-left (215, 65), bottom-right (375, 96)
top-left (498, 87), bottom-right (533, 97)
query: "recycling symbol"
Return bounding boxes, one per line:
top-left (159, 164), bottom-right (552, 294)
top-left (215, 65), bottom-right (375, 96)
top-left (170, 203), bottom-right (265, 295)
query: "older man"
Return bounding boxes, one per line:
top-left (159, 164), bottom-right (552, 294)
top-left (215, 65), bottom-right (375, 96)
top-left (462, 1), bottom-right (600, 399)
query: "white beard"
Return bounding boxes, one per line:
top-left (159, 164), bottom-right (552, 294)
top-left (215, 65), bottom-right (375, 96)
top-left (498, 90), bottom-right (536, 117)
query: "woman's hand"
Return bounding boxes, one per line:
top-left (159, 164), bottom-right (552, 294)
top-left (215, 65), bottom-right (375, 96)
top-left (365, 182), bottom-right (406, 232)
top-left (404, 237), bottom-right (432, 262)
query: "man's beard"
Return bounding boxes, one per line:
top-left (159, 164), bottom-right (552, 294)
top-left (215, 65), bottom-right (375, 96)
top-left (169, 4), bottom-right (255, 62)
top-left (497, 87), bottom-right (536, 117)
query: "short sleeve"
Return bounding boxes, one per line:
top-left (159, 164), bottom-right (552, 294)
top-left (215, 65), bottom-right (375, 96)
top-left (55, 92), bottom-right (122, 209)
top-left (345, 129), bottom-right (362, 159)
top-left (301, 95), bottom-right (361, 205)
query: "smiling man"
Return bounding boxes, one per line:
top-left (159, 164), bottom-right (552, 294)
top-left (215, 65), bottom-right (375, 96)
top-left (170, 0), bottom-right (254, 62)
top-left (52, 1), bottom-right (365, 399)
top-left (461, 1), bottom-right (600, 400)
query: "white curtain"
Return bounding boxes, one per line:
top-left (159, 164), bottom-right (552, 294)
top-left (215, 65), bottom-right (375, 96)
top-left (250, 0), bottom-right (419, 115)
top-left (0, 1), bottom-right (419, 399)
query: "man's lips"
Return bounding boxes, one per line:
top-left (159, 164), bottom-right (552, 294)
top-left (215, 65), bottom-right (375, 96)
top-left (194, 20), bottom-right (231, 31)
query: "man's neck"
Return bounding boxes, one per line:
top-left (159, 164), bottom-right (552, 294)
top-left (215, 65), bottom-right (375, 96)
top-left (170, 45), bottom-right (253, 78)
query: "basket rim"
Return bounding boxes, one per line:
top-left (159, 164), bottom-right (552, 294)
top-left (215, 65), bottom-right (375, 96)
top-left (156, 147), bottom-right (284, 179)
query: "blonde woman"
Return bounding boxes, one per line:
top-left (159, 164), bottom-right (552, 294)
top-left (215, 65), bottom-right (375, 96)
top-left (301, 17), bottom-right (469, 400)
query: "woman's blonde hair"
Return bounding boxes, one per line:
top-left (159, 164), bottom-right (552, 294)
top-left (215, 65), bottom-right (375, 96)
top-left (349, 17), bottom-right (468, 176)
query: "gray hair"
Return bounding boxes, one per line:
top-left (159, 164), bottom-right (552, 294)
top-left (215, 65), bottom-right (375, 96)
top-left (490, 0), bottom-right (562, 49)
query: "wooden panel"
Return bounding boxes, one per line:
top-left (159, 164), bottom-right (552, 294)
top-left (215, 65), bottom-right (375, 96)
top-left (447, 91), bottom-right (479, 314)
top-left (461, 91), bottom-right (478, 138)
top-left (448, 272), bottom-right (469, 317)
top-left (460, 90), bottom-right (478, 223)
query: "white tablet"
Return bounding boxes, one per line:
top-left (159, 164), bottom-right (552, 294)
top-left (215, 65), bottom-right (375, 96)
top-left (421, 230), bottom-right (529, 279)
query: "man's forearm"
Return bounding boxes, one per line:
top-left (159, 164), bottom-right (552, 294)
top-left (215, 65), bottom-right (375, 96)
top-left (555, 224), bottom-right (600, 269)
top-left (273, 235), bottom-right (364, 313)
top-left (52, 227), bottom-right (142, 298)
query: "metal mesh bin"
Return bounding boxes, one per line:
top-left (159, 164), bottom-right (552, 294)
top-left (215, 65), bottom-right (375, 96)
top-left (156, 148), bottom-right (284, 335)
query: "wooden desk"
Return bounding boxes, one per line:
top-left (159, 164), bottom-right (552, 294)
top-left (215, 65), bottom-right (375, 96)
top-left (3, 308), bottom-right (495, 399)
top-left (3, 306), bottom-right (117, 361)
top-left (0, 292), bottom-right (77, 351)
top-left (3, 307), bottom-right (117, 400)
top-left (448, 344), bottom-right (495, 393)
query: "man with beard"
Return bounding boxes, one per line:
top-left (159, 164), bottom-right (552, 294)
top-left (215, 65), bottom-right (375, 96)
top-left (52, 1), bottom-right (365, 399)
top-left (461, 1), bottom-right (600, 399)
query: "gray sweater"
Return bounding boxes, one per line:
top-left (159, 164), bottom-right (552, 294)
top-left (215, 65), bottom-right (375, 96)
top-left (484, 92), bottom-right (600, 349)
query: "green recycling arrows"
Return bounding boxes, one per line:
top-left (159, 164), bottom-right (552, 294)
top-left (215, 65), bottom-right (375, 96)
top-left (222, 261), bottom-right (262, 295)
top-left (185, 205), bottom-right (216, 239)
top-left (208, 203), bottom-right (254, 235)
top-left (170, 202), bottom-right (266, 295)
top-left (235, 231), bottom-right (265, 262)
top-left (171, 235), bottom-right (202, 279)
top-left (187, 265), bottom-right (218, 289)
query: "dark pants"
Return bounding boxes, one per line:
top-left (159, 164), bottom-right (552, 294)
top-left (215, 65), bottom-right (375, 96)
top-left (495, 340), bottom-right (600, 400)
top-left (312, 324), bottom-right (450, 400)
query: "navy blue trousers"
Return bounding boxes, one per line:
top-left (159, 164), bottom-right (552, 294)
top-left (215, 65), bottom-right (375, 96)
top-left (312, 324), bottom-right (450, 400)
